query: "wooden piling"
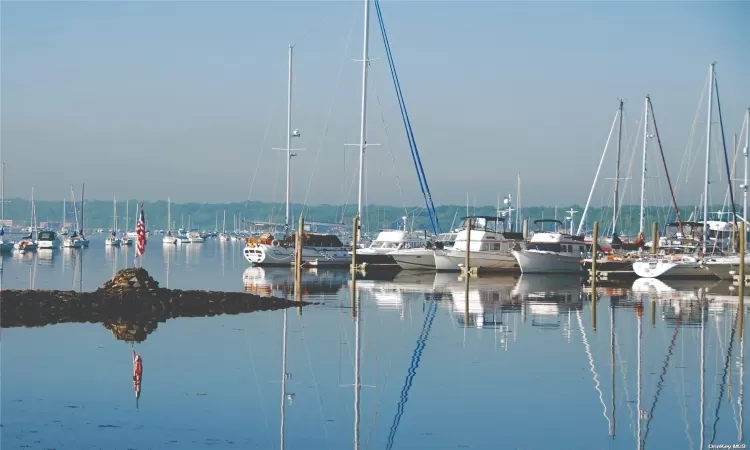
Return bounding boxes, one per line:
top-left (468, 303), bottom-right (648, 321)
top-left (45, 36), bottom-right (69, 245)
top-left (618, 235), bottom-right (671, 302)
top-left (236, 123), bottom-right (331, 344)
top-left (591, 221), bottom-right (598, 332)
top-left (463, 217), bottom-right (472, 276)
top-left (522, 219), bottom-right (529, 240)
top-left (651, 222), bottom-right (659, 254)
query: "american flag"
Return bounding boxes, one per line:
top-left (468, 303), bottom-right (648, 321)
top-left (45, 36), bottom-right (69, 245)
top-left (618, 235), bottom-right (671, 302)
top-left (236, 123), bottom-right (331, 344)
top-left (136, 202), bottom-right (147, 257)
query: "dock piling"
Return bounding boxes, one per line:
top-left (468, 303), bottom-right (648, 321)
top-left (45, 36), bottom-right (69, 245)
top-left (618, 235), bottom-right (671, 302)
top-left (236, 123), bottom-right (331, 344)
top-left (651, 222), bottom-right (659, 254)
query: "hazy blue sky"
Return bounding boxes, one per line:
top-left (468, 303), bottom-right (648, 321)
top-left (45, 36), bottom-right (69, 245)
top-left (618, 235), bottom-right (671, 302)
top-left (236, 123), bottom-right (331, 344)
top-left (2, 1), bottom-right (749, 208)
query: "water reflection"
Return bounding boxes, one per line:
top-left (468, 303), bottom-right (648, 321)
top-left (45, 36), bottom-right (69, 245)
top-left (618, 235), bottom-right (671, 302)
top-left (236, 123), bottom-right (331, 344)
top-left (1, 239), bottom-right (748, 449)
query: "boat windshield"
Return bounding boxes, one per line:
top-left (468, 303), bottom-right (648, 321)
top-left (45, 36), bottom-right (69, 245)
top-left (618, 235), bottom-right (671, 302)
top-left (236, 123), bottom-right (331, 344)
top-left (38, 231), bottom-right (56, 240)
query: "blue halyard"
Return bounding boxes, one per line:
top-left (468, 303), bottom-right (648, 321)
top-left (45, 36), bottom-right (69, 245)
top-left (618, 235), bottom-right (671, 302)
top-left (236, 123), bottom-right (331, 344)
top-left (373, 0), bottom-right (440, 235)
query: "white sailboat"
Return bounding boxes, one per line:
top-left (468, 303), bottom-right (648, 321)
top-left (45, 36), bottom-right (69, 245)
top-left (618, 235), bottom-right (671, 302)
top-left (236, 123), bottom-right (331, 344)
top-left (219, 210), bottom-right (229, 241)
top-left (163, 198), bottom-right (177, 244)
top-left (62, 186), bottom-right (84, 248)
top-left (633, 63), bottom-right (744, 279)
top-left (14, 186), bottom-right (38, 251)
top-left (77, 183), bottom-right (90, 247)
top-left (105, 197), bottom-right (121, 247)
top-left (121, 201), bottom-right (134, 245)
top-left (243, 45), bottom-right (350, 267)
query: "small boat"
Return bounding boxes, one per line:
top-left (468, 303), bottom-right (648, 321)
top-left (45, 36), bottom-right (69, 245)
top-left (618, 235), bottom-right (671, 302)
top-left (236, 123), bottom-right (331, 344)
top-left (14, 237), bottom-right (37, 252)
top-left (36, 230), bottom-right (60, 249)
top-left (163, 198), bottom-right (177, 244)
top-left (105, 231), bottom-right (121, 247)
top-left (187, 230), bottom-right (204, 243)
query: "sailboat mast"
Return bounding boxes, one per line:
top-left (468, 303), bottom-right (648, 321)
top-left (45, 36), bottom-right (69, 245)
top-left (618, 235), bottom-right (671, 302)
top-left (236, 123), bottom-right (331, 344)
top-left (639, 96), bottom-right (649, 235)
top-left (613, 100), bottom-right (623, 234)
top-left (285, 45), bottom-right (294, 234)
top-left (1, 163), bottom-right (4, 224)
top-left (167, 198), bottom-right (171, 231)
top-left (356, 0), bottom-right (372, 236)
top-left (743, 108), bottom-right (749, 224)
top-left (515, 173), bottom-right (521, 232)
top-left (703, 63), bottom-right (715, 255)
top-left (80, 183), bottom-right (85, 235)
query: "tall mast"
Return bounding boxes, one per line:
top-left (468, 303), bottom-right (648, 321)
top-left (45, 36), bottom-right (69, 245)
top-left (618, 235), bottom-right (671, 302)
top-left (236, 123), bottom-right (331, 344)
top-left (356, 0), bottom-right (372, 237)
top-left (285, 45), bottom-right (293, 234)
top-left (743, 108), bottom-right (749, 224)
top-left (703, 63), bottom-right (715, 255)
top-left (167, 198), bottom-right (171, 231)
top-left (639, 96), bottom-right (649, 235)
top-left (515, 173), bottom-right (521, 231)
top-left (80, 183), bottom-right (85, 236)
top-left (613, 100), bottom-right (623, 234)
top-left (0, 163), bottom-right (4, 226)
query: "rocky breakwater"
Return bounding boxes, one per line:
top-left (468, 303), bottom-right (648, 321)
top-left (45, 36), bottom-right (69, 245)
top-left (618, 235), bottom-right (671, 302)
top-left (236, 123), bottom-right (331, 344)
top-left (2, 268), bottom-right (310, 340)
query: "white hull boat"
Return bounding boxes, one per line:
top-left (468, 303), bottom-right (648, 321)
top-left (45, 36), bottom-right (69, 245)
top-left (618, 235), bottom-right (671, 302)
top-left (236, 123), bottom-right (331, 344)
top-left (434, 250), bottom-right (519, 272)
top-left (244, 244), bottom-right (350, 267)
top-left (632, 255), bottom-right (717, 279)
top-left (105, 237), bottom-right (122, 247)
top-left (389, 248), bottom-right (436, 270)
top-left (36, 231), bottom-right (60, 249)
top-left (13, 239), bottom-right (37, 251)
top-left (512, 249), bottom-right (583, 274)
top-left (62, 237), bottom-right (83, 248)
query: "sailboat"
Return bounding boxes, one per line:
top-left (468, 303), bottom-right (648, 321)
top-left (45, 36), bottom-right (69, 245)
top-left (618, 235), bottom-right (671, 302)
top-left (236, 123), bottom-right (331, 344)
top-left (105, 197), bottom-right (122, 247)
top-left (121, 201), bottom-right (134, 246)
top-left (0, 163), bottom-right (13, 253)
top-left (77, 183), bottom-right (90, 247)
top-left (14, 186), bottom-right (39, 251)
top-left (633, 63), bottom-right (746, 279)
top-left (219, 210), bottom-right (229, 241)
top-left (162, 198), bottom-right (177, 244)
top-left (62, 185), bottom-right (84, 248)
top-left (243, 46), bottom-right (350, 267)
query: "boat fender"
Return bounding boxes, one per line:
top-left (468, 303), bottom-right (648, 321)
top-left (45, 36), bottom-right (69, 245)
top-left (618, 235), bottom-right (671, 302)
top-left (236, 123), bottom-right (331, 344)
top-left (272, 240), bottom-right (280, 247)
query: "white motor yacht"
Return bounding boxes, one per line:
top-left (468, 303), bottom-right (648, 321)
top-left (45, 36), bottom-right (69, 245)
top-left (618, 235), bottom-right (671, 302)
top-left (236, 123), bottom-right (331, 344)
top-left (388, 232), bottom-right (457, 270)
top-left (36, 230), bottom-right (60, 249)
top-left (511, 219), bottom-right (591, 274)
top-left (434, 216), bottom-right (523, 272)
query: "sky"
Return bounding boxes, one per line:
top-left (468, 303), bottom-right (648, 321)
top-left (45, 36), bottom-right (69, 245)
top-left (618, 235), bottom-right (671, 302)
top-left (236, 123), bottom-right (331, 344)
top-left (1, 0), bottom-right (749, 209)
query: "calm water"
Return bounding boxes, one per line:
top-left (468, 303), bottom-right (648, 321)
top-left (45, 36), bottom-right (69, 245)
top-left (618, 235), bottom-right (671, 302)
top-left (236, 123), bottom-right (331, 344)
top-left (1, 236), bottom-right (748, 449)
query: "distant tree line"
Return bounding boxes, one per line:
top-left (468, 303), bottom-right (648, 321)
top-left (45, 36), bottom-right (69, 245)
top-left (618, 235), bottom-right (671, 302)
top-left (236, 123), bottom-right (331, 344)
top-left (0, 198), bottom-right (723, 237)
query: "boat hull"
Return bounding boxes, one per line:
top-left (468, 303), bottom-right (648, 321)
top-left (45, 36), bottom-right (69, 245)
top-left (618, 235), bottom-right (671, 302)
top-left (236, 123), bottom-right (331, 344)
top-left (389, 249), bottom-right (436, 270)
top-left (37, 240), bottom-right (59, 249)
top-left (512, 250), bottom-right (583, 274)
top-left (632, 259), bottom-right (717, 279)
top-left (434, 249), bottom-right (519, 273)
top-left (352, 253), bottom-right (400, 269)
top-left (244, 244), bottom-right (351, 267)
